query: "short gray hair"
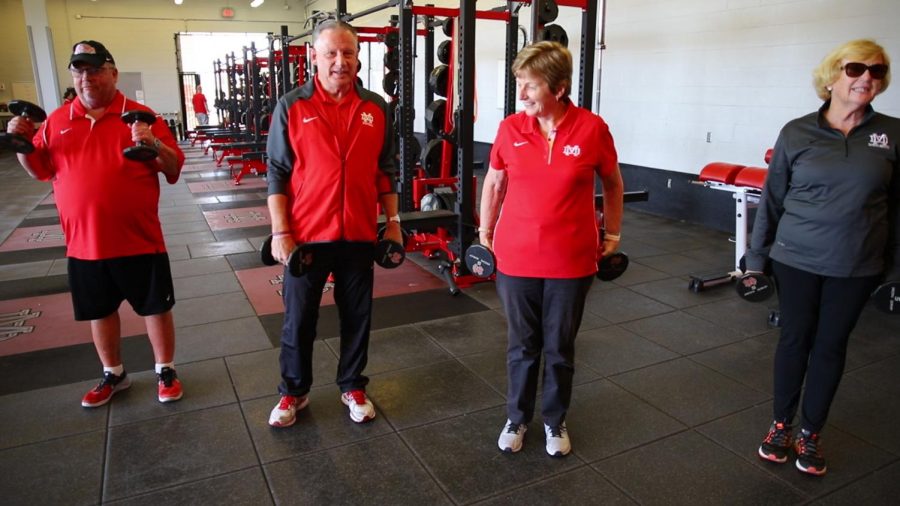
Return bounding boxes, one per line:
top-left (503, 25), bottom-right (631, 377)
top-left (312, 19), bottom-right (358, 45)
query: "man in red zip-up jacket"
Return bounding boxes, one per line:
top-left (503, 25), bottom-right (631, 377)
top-left (265, 20), bottom-right (401, 428)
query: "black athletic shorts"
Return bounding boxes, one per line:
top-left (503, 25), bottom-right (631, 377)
top-left (68, 253), bottom-right (175, 321)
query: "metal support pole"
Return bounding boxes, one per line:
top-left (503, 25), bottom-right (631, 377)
top-left (504, 2), bottom-right (519, 117)
top-left (424, 5), bottom-right (435, 143)
top-left (397, 0), bottom-right (416, 212)
top-left (578, 0), bottom-right (598, 108)
top-left (531, 0), bottom-right (545, 43)
top-left (454, 0), bottom-right (476, 264)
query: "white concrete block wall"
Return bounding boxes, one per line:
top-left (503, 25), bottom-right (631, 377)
top-left (601, 0), bottom-right (900, 174)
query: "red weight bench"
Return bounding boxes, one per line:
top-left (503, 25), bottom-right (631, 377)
top-left (230, 151), bottom-right (267, 185)
top-left (688, 162), bottom-right (768, 292)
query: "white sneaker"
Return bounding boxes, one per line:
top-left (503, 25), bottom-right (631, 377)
top-left (268, 394), bottom-right (309, 428)
top-left (498, 419), bottom-right (527, 453)
top-left (341, 390), bottom-right (376, 423)
top-left (544, 422), bottom-right (571, 457)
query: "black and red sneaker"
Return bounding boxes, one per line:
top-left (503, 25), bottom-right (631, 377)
top-left (758, 421), bottom-right (792, 464)
top-left (82, 371), bottom-right (131, 408)
top-left (157, 367), bottom-right (184, 403)
top-left (794, 429), bottom-right (827, 476)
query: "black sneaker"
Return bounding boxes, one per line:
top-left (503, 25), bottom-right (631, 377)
top-left (794, 429), bottom-right (827, 476)
top-left (758, 421), bottom-right (792, 464)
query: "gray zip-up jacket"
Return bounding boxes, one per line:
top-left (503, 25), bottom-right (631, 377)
top-left (747, 102), bottom-right (900, 279)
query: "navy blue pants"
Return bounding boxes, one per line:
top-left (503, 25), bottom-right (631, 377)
top-left (496, 272), bottom-right (594, 427)
top-left (278, 242), bottom-right (374, 397)
top-left (771, 260), bottom-right (881, 433)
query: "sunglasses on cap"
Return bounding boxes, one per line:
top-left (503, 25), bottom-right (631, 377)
top-left (842, 62), bottom-right (889, 79)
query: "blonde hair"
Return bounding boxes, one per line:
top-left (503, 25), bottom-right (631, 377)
top-left (512, 41), bottom-right (572, 98)
top-left (813, 39), bottom-right (891, 101)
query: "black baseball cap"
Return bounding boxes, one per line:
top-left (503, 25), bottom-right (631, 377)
top-left (69, 40), bottom-right (115, 67)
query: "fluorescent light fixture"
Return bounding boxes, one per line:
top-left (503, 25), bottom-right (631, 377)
top-left (174, 0), bottom-right (183, 4)
top-left (250, 0), bottom-right (264, 7)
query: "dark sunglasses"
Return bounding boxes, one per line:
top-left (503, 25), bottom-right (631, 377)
top-left (842, 62), bottom-right (889, 79)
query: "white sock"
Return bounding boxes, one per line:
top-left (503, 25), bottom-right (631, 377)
top-left (155, 362), bottom-right (175, 374)
top-left (104, 364), bottom-right (125, 376)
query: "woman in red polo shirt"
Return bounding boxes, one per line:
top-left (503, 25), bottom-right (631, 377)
top-left (480, 41), bottom-right (624, 457)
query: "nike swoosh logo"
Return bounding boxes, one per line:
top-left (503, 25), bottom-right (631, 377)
top-left (60, 128), bottom-right (72, 135)
top-left (513, 141), bottom-right (528, 147)
top-left (303, 116), bottom-right (319, 124)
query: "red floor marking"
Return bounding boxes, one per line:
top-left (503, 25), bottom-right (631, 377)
top-left (203, 206), bottom-right (271, 230)
top-left (0, 293), bottom-right (147, 357)
top-left (236, 260), bottom-right (448, 316)
top-left (187, 178), bottom-right (267, 193)
top-left (0, 224), bottom-right (66, 253)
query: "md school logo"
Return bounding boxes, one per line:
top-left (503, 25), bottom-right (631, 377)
top-left (361, 112), bottom-right (374, 127)
top-left (868, 132), bottom-right (889, 149)
top-left (562, 145), bottom-right (581, 157)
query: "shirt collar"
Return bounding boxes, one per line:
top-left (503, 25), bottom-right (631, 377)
top-left (522, 98), bottom-right (573, 135)
top-left (313, 77), bottom-right (357, 105)
top-left (816, 99), bottom-right (876, 129)
top-left (70, 90), bottom-right (127, 120)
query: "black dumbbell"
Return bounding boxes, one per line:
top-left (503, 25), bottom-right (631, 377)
top-left (597, 252), bottom-right (629, 281)
top-left (735, 271), bottom-right (775, 302)
top-left (260, 235), bottom-right (313, 277)
top-left (374, 227), bottom-right (407, 269)
top-left (465, 244), bottom-right (496, 278)
top-left (0, 100), bottom-right (48, 154)
top-left (872, 281), bottom-right (900, 314)
top-left (121, 110), bottom-right (159, 161)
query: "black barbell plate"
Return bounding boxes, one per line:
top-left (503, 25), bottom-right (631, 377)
top-left (260, 235), bottom-right (277, 266)
top-left (429, 65), bottom-right (449, 98)
top-left (541, 24), bottom-right (569, 48)
top-left (121, 110), bottom-right (158, 125)
top-left (872, 281), bottom-right (900, 314)
top-left (0, 132), bottom-right (36, 154)
top-left (442, 18), bottom-right (453, 37)
top-left (288, 246), bottom-right (314, 277)
top-left (539, 0), bottom-right (559, 24)
top-left (383, 71), bottom-right (399, 97)
top-left (437, 40), bottom-right (451, 65)
top-left (123, 145), bottom-right (159, 161)
top-left (374, 239), bottom-right (406, 269)
top-left (425, 99), bottom-right (446, 135)
top-left (8, 100), bottom-right (48, 122)
top-left (465, 244), bottom-right (496, 278)
top-left (597, 252), bottom-right (629, 281)
top-left (735, 273), bottom-right (775, 302)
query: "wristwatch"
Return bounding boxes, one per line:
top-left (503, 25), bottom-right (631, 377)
top-left (388, 215), bottom-right (401, 224)
top-left (153, 138), bottom-right (162, 150)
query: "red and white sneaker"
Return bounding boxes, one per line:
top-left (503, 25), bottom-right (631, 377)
top-left (268, 394), bottom-right (310, 428)
top-left (157, 367), bottom-right (184, 403)
top-left (341, 390), bottom-right (375, 423)
top-left (82, 371), bottom-right (132, 408)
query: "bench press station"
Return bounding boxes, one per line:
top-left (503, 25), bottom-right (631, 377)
top-left (688, 159), bottom-right (769, 293)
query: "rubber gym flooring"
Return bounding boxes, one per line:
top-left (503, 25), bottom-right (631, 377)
top-left (0, 145), bottom-right (899, 505)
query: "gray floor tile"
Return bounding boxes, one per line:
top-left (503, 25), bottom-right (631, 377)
top-left (685, 296), bottom-right (776, 337)
top-left (164, 230), bottom-right (217, 246)
top-left (593, 431), bottom-right (806, 505)
top-left (622, 311), bottom-right (745, 355)
top-left (47, 257), bottom-right (68, 276)
top-left (104, 404), bottom-right (258, 501)
top-left (576, 325), bottom-right (679, 377)
top-left (107, 467), bottom-right (274, 506)
top-left (172, 291), bottom-right (255, 327)
top-left (173, 270), bottom-right (243, 300)
top-left (616, 236), bottom-right (670, 259)
top-left (265, 434), bottom-right (451, 505)
top-left (188, 239), bottom-right (255, 258)
top-left (368, 360), bottom-right (503, 429)
top-left (829, 376), bottom-right (900, 455)
top-left (846, 353), bottom-right (900, 396)
top-left (242, 389), bottom-right (393, 464)
top-left (610, 357), bottom-right (768, 426)
top-left (584, 287), bottom-right (675, 324)
top-left (477, 466), bottom-right (636, 505)
top-left (0, 259), bottom-right (51, 281)
top-left (813, 460), bottom-right (900, 505)
top-left (325, 325), bottom-right (451, 376)
top-left (226, 341), bottom-right (338, 401)
top-left (175, 316), bottom-right (272, 363)
top-left (607, 261), bottom-right (670, 286)
top-left (0, 430), bottom-right (105, 506)
top-left (630, 275), bottom-right (734, 309)
top-left (158, 205), bottom-right (207, 217)
top-left (415, 310), bottom-right (509, 357)
top-left (109, 359), bottom-right (237, 426)
top-left (159, 210), bottom-right (205, 224)
top-left (638, 252), bottom-right (730, 277)
top-left (169, 256), bottom-right (234, 278)
top-left (697, 403), bottom-right (896, 499)
top-left (161, 219), bottom-right (210, 235)
top-left (690, 331), bottom-right (778, 394)
top-left (402, 406), bottom-right (581, 504)
top-left (567, 379), bottom-right (686, 462)
top-left (0, 379), bottom-right (108, 450)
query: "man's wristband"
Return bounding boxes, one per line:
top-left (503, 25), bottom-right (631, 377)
top-left (605, 233), bottom-right (621, 241)
top-left (272, 231), bottom-right (291, 238)
top-left (477, 227), bottom-right (492, 233)
top-left (388, 215), bottom-right (401, 224)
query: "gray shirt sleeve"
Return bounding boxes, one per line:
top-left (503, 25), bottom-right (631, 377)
top-left (746, 130), bottom-right (789, 272)
top-left (266, 97), bottom-right (295, 196)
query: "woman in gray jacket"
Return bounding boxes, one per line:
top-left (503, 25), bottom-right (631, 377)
top-left (750, 39), bottom-right (899, 476)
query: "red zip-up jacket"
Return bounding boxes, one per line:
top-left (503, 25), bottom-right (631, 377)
top-left (266, 79), bottom-right (396, 243)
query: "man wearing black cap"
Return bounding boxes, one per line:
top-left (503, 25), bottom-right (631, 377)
top-left (6, 40), bottom-right (187, 408)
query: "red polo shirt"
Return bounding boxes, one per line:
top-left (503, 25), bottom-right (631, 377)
top-left (27, 91), bottom-right (185, 260)
top-left (489, 104), bottom-right (618, 278)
